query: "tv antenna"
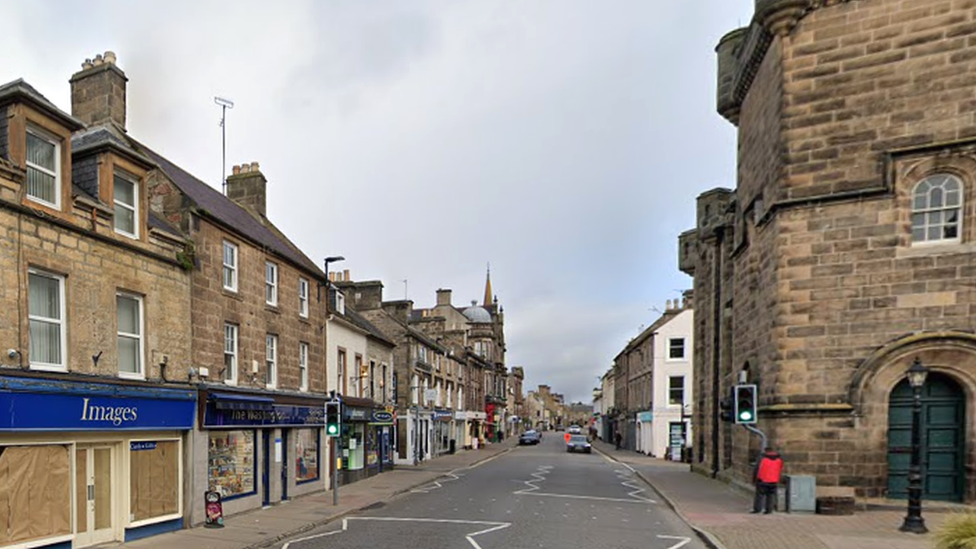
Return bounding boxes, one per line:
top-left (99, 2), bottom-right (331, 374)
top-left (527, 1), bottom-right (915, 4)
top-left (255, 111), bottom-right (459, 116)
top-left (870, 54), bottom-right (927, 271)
top-left (214, 96), bottom-right (234, 194)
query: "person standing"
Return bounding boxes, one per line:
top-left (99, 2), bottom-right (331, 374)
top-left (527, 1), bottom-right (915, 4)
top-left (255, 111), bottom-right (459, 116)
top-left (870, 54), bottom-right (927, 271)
top-left (614, 429), bottom-right (622, 450)
top-left (752, 447), bottom-right (784, 514)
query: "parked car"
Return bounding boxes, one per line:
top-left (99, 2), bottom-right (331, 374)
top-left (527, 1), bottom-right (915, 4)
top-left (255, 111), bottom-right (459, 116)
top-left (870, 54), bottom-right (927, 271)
top-left (566, 434), bottom-right (592, 454)
top-left (519, 430), bottom-right (541, 445)
top-left (568, 425), bottom-right (582, 435)
top-left (555, 425), bottom-right (565, 431)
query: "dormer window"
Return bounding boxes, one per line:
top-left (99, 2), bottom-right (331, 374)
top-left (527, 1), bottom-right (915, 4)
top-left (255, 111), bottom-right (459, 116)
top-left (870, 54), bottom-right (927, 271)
top-left (335, 291), bottom-right (345, 315)
top-left (113, 171), bottom-right (139, 238)
top-left (26, 128), bottom-right (60, 208)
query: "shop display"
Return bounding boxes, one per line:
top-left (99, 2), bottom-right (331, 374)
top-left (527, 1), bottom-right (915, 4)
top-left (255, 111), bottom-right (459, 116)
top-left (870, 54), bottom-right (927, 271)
top-left (295, 429), bottom-right (319, 483)
top-left (208, 431), bottom-right (255, 497)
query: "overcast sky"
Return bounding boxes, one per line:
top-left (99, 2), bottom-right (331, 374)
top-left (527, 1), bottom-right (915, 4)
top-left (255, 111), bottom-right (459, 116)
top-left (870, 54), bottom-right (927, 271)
top-left (2, 1), bottom-right (753, 403)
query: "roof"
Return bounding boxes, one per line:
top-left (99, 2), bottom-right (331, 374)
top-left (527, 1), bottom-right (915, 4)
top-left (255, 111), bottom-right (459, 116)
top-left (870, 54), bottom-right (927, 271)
top-left (344, 306), bottom-right (397, 348)
top-left (0, 79), bottom-right (85, 130)
top-left (137, 144), bottom-right (322, 276)
top-left (463, 306), bottom-right (492, 323)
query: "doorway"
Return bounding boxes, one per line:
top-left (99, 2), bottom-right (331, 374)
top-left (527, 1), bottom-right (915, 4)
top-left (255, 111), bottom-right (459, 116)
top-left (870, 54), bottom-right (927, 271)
top-left (887, 373), bottom-right (965, 502)
top-left (75, 445), bottom-right (116, 547)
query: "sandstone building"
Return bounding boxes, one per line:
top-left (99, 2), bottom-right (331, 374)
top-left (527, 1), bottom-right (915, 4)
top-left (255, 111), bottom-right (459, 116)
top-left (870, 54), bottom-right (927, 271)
top-left (682, 0), bottom-right (976, 502)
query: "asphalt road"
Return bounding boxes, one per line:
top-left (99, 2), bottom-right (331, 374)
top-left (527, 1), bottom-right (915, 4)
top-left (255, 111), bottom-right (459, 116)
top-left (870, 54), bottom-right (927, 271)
top-left (280, 434), bottom-right (705, 549)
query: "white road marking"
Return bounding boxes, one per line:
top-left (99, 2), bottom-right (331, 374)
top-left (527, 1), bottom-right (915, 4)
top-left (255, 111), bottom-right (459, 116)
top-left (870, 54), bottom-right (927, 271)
top-left (657, 535), bottom-right (692, 549)
top-left (345, 517), bottom-right (511, 549)
top-left (411, 471), bottom-right (465, 493)
top-left (513, 465), bottom-right (656, 504)
top-left (280, 530), bottom-right (342, 549)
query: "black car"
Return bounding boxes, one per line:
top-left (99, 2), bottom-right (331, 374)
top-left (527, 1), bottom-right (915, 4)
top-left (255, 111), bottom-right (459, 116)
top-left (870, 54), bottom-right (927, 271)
top-left (519, 430), bottom-right (541, 445)
top-left (566, 434), bottom-right (592, 453)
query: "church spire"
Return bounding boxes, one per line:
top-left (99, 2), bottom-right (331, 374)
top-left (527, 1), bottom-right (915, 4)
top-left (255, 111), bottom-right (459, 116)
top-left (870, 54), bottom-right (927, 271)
top-left (483, 263), bottom-right (493, 307)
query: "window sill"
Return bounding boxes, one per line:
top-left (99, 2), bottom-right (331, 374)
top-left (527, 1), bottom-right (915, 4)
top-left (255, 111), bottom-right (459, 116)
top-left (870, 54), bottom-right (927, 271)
top-left (224, 379), bottom-right (237, 386)
top-left (265, 304), bottom-right (281, 314)
top-left (899, 240), bottom-right (973, 257)
top-left (30, 364), bottom-right (67, 373)
top-left (119, 372), bottom-right (146, 381)
top-left (128, 512), bottom-right (182, 530)
top-left (221, 288), bottom-right (244, 301)
top-left (4, 533), bottom-right (73, 549)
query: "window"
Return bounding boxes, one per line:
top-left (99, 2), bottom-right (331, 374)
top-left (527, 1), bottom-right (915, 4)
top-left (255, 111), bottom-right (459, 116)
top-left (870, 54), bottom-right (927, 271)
top-left (28, 270), bottom-right (66, 371)
top-left (130, 440), bottom-right (179, 522)
top-left (382, 364), bottom-right (388, 403)
top-left (222, 241), bottom-right (238, 291)
top-left (298, 278), bottom-right (309, 318)
top-left (912, 174), bottom-right (963, 244)
top-left (335, 291), bottom-right (345, 315)
top-left (669, 376), bottom-right (685, 406)
top-left (0, 445), bottom-right (71, 546)
top-left (418, 346), bottom-right (428, 364)
top-left (295, 429), bottom-right (319, 483)
top-left (113, 172), bottom-right (138, 238)
top-left (224, 323), bottom-right (238, 384)
top-left (338, 349), bottom-right (347, 396)
top-left (25, 128), bottom-right (60, 208)
top-left (117, 293), bottom-right (143, 378)
top-left (299, 342), bottom-right (309, 392)
top-left (411, 374), bottom-right (419, 405)
top-left (265, 262), bottom-right (278, 306)
top-left (208, 430), bottom-right (255, 498)
top-left (668, 338), bottom-right (686, 360)
top-left (266, 334), bottom-right (278, 388)
top-left (355, 354), bottom-right (364, 397)
top-left (369, 361), bottom-right (376, 400)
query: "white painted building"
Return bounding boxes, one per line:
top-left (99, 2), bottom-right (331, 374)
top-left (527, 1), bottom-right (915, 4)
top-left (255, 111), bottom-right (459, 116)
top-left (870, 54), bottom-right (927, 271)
top-left (648, 305), bottom-right (694, 459)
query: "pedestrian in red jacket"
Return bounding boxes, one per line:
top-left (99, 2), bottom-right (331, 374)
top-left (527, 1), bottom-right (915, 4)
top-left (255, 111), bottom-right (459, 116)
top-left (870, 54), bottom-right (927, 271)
top-left (752, 448), bottom-right (783, 514)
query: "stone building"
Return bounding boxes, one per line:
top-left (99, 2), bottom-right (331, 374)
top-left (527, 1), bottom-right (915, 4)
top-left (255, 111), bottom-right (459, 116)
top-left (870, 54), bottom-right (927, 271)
top-left (0, 59), bottom-right (196, 548)
top-left (682, 0), bottom-right (976, 502)
top-left (507, 366), bottom-right (526, 436)
top-left (324, 279), bottom-right (395, 484)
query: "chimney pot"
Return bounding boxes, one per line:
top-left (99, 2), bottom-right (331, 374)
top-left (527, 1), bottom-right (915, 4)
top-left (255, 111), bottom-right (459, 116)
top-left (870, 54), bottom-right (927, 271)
top-left (93, 54), bottom-right (104, 65)
top-left (104, 51), bottom-right (116, 64)
top-left (82, 59), bottom-right (94, 70)
top-left (232, 165), bottom-right (241, 175)
top-left (343, 269), bottom-right (350, 281)
top-left (250, 161), bottom-right (260, 172)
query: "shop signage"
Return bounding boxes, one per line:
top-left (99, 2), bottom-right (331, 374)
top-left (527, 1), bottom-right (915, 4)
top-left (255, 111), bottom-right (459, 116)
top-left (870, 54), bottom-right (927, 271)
top-left (204, 491), bottom-right (224, 528)
top-left (204, 403), bottom-right (325, 428)
top-left (130, 441), bottom-right (157, 451)
top-left (343, 406), bottom-right (370, 421)
top-left (371, 411), bottom-right (394, 423)
top-left (637, 411), bottom-right (654, 422)
top-left (432, 409), bottom-right (453, 421)
top-left (0, 379), bottom-right (196, 431)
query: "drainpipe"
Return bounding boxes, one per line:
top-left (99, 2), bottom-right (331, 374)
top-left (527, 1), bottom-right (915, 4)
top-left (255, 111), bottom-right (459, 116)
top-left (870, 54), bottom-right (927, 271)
top-left (711, 228), bottom-right (724, 479)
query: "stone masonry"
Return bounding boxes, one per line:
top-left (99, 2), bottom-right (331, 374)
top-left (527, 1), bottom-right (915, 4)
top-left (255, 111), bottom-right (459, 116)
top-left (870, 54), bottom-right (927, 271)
top-left (684, 0), bottom-right (976, 502)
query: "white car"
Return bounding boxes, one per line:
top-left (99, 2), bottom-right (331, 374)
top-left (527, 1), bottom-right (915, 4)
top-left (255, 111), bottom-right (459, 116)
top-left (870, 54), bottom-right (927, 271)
top-left (568, 425), bottom-right (582, 435)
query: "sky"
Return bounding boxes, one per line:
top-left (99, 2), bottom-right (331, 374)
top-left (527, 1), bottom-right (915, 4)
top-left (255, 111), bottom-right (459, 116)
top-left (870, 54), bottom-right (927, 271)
top-left (1, 0), bottom-right (753, 403)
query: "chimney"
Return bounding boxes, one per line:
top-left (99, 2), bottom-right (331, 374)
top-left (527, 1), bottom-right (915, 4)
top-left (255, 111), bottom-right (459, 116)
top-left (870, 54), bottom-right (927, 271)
top-left (226, 162), bottom-right (268, 217)
top-left (70, 51), bottom-right (128, 129)
top-left (437, 288), bottom-right (452, 307)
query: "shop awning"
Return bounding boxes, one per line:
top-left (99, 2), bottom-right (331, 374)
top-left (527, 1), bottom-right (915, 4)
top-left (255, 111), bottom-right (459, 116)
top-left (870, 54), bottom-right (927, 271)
top-left (210, 392), bottom-right (275, 411)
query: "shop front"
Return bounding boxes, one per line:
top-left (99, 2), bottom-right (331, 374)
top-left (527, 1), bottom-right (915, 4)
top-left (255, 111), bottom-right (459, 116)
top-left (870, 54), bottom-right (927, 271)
top-left (0, 375), bottom-right (196, 549)
top-left (368, 407), bottom-right (396, 473)
top-left (432, 409), bottom-right (454, 455)
top-left (194, 389), bottom-right (326, 525)
top-left (396, 407), bottom-right (433, 464)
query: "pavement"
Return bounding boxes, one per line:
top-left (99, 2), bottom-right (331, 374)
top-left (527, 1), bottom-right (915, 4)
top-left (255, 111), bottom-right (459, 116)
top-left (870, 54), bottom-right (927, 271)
top-left (591, 439), bottom-right (948, 549)
top-left (123, 439), bottom-right (517, 549)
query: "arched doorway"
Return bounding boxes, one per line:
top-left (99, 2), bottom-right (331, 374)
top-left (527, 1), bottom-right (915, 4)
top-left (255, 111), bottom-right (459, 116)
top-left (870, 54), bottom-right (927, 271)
top-left (887, 373), bottom-right (965, 502)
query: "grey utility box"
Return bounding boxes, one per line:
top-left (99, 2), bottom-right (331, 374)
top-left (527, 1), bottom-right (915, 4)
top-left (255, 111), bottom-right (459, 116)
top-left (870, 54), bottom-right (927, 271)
top-left (786, 475), bottom-right (816, 513)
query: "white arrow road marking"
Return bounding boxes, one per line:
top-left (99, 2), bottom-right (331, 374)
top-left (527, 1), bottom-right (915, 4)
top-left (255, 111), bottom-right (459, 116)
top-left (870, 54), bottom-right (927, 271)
top-left (657, 535), bottom-right (692, 549)
top-left (411, 471), bottom-right (465, 493)
top-left (281, 517), bottom-right (510, 549)
top-left (513, 465), bottom-right (655, 504)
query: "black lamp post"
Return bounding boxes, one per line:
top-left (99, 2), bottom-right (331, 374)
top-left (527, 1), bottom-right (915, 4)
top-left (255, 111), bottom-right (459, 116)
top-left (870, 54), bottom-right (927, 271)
top-left (899, 357), bottom-right (929, 534)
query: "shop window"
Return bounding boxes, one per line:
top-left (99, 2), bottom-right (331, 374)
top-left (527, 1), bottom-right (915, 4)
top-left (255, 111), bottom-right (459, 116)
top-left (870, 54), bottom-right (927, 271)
top-left (129, 441), bottom-right (179, 523)
top-left (208, 431), bottom-right (255, 499)
top-left (0, 445), bottom-right (71, 546)
top-left (295, 429), bottom-right (319, 484)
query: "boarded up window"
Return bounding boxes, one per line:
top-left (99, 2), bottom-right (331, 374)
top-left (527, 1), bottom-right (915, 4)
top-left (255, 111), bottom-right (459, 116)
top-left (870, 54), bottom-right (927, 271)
top-left (129, 441), bottom-right (179, 522)
top-left (0, 445), bottom-right (71, 546)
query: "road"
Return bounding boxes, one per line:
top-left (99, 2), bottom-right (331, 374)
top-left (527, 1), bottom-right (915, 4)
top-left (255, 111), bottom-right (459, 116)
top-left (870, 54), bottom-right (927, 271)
top-left (280, 434), bottom-right (704, 549)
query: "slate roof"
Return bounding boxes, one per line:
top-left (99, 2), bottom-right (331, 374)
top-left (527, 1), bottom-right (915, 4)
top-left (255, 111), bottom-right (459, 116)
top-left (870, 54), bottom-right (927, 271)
top-left (345, 307), bottom-right (397, 348)
top-left (138, 144), bottom-right (322, 276)
top-left (0, 79), bottom-right (84, 130)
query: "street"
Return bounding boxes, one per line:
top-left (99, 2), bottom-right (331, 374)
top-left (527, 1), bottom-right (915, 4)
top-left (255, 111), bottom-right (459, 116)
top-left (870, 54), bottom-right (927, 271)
top-left (280, 436), bottom-right (703, 549)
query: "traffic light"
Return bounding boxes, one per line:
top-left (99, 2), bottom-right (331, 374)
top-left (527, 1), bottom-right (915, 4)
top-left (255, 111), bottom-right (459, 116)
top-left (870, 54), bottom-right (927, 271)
top-left (719, 391), bottom-right (734, 423)
top-left (734, 384), bottom-right (757, 425)
top-left (326, 400), bottom-right (341, 437)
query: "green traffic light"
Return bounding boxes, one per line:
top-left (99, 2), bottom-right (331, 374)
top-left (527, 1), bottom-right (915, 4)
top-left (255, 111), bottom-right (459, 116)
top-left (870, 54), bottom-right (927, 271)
top-left (739, 411), bottom-right (753, 421)
top-left (327, 425), bottom-right (338, 435)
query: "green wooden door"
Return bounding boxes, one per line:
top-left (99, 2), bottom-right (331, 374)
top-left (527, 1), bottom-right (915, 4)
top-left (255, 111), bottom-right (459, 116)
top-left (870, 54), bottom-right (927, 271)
top-left (887, 373), bottom-right (965, 502)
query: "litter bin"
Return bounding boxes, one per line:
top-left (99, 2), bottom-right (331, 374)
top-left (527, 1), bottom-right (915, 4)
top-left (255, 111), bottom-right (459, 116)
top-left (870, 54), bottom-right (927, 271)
top-left (449, 439), bottom-right (456, 454)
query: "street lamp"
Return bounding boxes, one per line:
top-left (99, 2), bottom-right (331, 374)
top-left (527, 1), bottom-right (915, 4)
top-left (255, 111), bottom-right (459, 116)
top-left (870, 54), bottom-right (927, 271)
top-left (899, 357), bottom-right (929, 534)
top-left (321, 256), bottom-right (345, 303)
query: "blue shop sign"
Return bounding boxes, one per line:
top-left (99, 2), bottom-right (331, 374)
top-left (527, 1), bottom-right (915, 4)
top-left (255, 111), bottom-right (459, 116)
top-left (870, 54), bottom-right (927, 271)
top-left (0, 376), bottom-right (196, 431)
top-left (204, 402), bottom-right (326, 428)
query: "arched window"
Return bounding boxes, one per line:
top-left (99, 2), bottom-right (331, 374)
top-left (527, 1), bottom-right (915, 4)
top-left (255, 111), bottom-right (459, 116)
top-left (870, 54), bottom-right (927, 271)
top-left (912, 174), bottom-right (963, 244)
